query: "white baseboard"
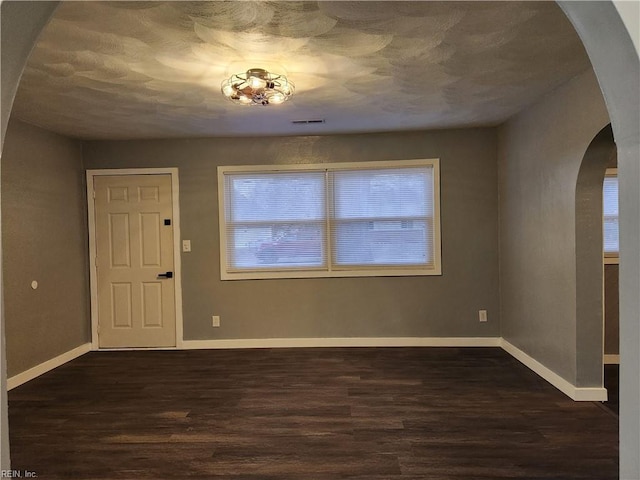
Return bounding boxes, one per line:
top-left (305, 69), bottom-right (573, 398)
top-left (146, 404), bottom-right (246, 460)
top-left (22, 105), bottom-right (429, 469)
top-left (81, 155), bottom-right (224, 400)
top-left (182, 336), bottom-right (502, 350)
top-left (7, 343), bottom-right (92, 390)
top-left (6, 338), bottom-right (609, 403)
top-left (500, 339), bottom-right (608, 402)
top-left (603, 354), bottom-right (620, 364)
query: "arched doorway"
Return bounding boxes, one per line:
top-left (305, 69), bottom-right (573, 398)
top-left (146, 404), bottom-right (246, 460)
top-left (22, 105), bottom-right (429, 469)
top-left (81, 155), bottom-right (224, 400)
top-left (1, 1), bottom-right (638, 475)
top-left (558, 3), bottom-right (640, 477)
top-left (574, 125), bottom-right (615, 390)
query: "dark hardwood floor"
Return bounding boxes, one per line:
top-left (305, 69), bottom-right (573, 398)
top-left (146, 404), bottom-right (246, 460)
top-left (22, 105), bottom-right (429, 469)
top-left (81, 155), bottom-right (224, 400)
top-left (603, 364), bottom-right (620, 416)
top-left (9, 348), bottom-right (618, 479)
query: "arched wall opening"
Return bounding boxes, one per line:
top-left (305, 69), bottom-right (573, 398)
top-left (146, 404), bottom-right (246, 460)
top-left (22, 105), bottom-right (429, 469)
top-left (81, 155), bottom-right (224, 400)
top-left (1, 1), bottom-right (638, 475)
top-left (575, 124), bottom-right (616, 387)
top-left (558, 3), bottom-right (640, 476)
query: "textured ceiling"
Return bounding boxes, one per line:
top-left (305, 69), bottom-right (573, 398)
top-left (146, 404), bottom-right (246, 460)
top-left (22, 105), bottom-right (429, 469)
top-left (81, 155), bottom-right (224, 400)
top-left (13, 1), bottom-right (592, 139)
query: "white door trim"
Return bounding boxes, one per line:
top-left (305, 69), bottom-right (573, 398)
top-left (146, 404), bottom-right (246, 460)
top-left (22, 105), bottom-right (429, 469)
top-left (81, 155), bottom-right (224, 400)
top-left (86, 168), bottom-right (184, 350)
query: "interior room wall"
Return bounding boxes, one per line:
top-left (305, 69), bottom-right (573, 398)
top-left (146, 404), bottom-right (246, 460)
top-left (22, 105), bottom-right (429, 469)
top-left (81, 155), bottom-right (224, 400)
top-left (3, 0), bottom-right (638, 475)
top-left (604, 149), bottom-right (619, 357)
top-left (604, 265), bottom-right (619, 356)
top-left (0, 1), bottom-right (61, 467)
top-left (498, 68), bottom-right (610, 386)
top-left (1, 118), bottom-right (90, 377)
top-left (574, 125), bottom-right (615, 386)
top-left (83, 128), bottom-right (500, 342)
top-left (557, 3), bottom-right (639, 474)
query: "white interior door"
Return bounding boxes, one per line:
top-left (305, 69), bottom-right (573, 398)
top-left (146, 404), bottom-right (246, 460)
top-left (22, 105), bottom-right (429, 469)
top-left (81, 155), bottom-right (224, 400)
top-left (94, 174), bottom-right (176, 348)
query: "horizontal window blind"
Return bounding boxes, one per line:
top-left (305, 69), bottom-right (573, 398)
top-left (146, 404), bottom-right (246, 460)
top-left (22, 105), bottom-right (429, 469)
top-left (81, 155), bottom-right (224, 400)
top-left (218, 159), bottom-right (441, 279)
top-left (331, 167), bottom-right (434, 267)
top-left (224, 171), bottom-right (326, 270)
top-left (603, 174), bottom-right (619, 255)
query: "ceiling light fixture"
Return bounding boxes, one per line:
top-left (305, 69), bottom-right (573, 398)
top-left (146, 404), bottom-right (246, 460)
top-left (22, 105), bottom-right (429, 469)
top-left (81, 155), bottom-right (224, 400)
top-left (221, 68), bottom-right (294, 106)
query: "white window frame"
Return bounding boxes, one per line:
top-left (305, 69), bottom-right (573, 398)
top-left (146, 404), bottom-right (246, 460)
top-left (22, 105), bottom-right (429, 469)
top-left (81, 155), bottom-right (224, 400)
top-left (218, 159), bottom-right (441, 280)
top-left (603, 168), bottom-right (619, 265)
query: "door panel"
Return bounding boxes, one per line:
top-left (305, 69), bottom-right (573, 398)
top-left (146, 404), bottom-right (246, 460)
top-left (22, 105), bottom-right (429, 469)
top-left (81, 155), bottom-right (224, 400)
top-left (140, 213), bottom-right (162, 266)
top-left (111, 283), bottom-right (132, 328)
top-left (142, 282), bottom-right (163, 327)
top-left (109, 213), bottom-right (131, 267)
top-left (95, 174), bottom-right (176, 348)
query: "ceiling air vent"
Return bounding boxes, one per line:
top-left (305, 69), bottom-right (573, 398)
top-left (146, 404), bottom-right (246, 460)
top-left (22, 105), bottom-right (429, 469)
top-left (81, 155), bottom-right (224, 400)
top-left (291, 119), bottom-right (325, 125)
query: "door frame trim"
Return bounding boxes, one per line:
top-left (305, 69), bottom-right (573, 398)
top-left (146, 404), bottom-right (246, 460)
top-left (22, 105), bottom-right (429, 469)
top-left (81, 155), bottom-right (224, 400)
top-left (86, 168), bottom-right (184, 350)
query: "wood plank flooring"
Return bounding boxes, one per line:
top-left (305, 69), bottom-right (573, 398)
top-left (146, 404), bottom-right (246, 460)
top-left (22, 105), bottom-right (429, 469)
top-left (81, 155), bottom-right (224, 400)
top-left (603, 364), bottom-right (620, 416)
top-left (9, 348), bottom-right (618, 479)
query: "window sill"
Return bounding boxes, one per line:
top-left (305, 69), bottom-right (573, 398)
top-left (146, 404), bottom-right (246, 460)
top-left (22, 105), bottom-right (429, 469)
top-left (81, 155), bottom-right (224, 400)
top-left (604, 256), bottom-right (620, 265)
top-left (221, 266), bottom-right (442, 281)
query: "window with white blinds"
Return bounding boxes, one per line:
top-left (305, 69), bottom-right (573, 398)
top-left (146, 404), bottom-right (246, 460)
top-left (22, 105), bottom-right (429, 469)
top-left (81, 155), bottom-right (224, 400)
top-left (218, 159), bottom-right (441, 280)
top-left (603, 170), bottom-right (619, 258)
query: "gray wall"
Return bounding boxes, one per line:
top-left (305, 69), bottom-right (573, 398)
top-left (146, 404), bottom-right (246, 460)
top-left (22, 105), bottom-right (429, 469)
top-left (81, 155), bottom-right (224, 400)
top-left (574, 125), bottom-right (615, 386)
top-left (603, 147), bottom-right (618, 356)
top-left (498, 68), bottom-right (609, 386)
top-left (604, 148), bottom-right (620, 355)
top-left (84, 128), bottom-right (500, 341)
top-left (1, 118), bottom-right (89, 377)
top-left (559, 2), bottom-right (640, 470)
top-left (2, 0), bottom-right (638, 475)
top-left (1, 1), bottom-right (61, 467)
top-left (604, 264), bottom-right (619, 355)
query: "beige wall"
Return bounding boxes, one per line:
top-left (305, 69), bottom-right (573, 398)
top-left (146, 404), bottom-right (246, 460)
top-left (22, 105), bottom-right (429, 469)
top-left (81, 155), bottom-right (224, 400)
top-left (1, 118), bottom-right (89, 377)
top-left (84, 128), bottom-right (500, 341)
top-left (498, 68), bottom-right (610, 386)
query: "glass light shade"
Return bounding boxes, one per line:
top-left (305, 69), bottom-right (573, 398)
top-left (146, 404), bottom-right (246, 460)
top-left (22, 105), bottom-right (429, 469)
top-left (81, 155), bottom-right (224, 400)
top-left (270, 93), bottom-right (285, 104)
top-left (221, 68), bottom-right (294, 106)
top-left (221, 83), bottom-right (235, 97)
top-left (249, 76), bottom-right (267, 89)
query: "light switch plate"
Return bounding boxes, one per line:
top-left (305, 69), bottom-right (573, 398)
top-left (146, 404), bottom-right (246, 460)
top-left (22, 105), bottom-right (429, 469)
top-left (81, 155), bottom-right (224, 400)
top-left (182, 240), bottom-right (191, 252)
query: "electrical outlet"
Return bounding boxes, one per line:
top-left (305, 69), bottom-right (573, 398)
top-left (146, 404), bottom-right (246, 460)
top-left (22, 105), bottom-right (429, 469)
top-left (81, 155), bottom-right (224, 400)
top-left (212, 315), bottom-right (220, 327)
top-left (479, 310), bottom-right (488, 322)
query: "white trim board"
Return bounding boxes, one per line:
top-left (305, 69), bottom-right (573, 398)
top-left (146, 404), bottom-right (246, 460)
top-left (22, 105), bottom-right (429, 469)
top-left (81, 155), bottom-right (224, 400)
top-left (604, 256), bottom-right (620, 265)
top-left (7, 343), bottom-right (92, 390)
top-left (500, 339), bottom-right (608, 402)
top-left (604, 354), bottom-right (620, 364)
top-left (8, 337), bottom-right (502, 388)
top-left (8, 337), bottom-right (610, 403)
top-left (182, 336), bottom-right (502, 350)
top-left (86, 168), bottom-right (184, 350)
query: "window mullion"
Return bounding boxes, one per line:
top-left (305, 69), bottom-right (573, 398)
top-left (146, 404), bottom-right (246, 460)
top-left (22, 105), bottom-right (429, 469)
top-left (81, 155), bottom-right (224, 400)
top-left (325, 169), bottom-right (333, 272)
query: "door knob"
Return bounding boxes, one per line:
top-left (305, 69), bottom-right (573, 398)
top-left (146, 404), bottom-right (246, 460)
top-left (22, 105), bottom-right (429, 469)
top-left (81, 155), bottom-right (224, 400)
top-left (157, 271), bottom-right (173, 279)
